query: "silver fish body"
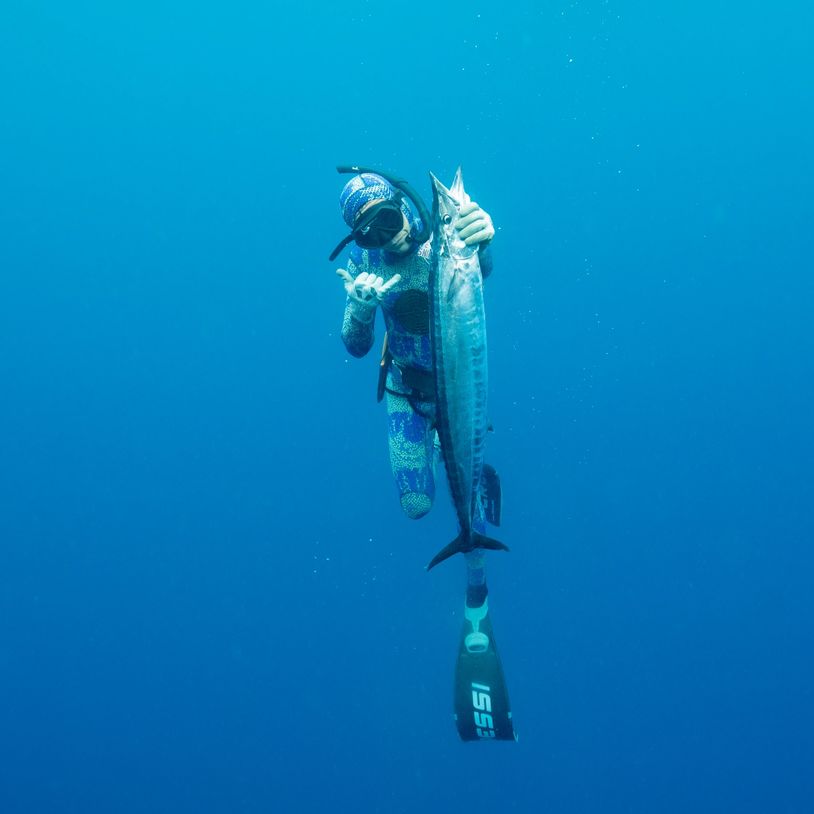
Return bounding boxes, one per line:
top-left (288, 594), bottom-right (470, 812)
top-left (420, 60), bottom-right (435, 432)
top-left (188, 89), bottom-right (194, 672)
top-left (427, 168), bottom-right (507, 570)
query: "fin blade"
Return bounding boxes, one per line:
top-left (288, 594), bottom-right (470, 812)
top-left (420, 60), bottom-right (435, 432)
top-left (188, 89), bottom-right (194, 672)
top-left (454, 609), bottom-right (517, 741)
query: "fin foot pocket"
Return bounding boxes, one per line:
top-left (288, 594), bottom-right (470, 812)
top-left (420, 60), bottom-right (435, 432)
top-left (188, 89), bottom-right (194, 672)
top-left (464, 632), bottom-right (489, 653)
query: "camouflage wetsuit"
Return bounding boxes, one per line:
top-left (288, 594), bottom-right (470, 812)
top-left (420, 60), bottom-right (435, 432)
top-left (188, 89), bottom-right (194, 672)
top-left (340, 240), bottom-right (493, 520)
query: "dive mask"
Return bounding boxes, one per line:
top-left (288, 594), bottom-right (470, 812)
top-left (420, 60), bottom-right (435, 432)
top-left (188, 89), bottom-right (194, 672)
top-left (329, 199), bottom-right (406, 261)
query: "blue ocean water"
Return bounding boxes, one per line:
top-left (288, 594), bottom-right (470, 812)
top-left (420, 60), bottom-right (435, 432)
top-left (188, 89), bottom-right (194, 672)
top-left (1, 1), bottom-right (812, 811)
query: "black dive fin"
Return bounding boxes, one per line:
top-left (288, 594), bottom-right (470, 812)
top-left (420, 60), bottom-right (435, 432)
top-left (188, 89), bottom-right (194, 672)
top-left (480, 464), bottom-right (502, 527)
top-left (426, 530), bottom-right (509, 571)
top-left (453, 604), bottom-right (517, 741)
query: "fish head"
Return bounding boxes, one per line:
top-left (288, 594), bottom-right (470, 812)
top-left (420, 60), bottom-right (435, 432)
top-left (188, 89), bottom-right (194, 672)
top-left (430, 167), bottom-right (474, 258)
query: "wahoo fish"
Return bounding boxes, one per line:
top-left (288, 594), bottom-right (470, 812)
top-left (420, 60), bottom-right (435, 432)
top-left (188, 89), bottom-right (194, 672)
top-left (427, 168), bottom-right (508, 570)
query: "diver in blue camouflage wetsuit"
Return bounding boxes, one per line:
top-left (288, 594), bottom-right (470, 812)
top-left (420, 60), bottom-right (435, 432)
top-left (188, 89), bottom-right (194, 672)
top-left (333, 172), bottom-right (495, 521)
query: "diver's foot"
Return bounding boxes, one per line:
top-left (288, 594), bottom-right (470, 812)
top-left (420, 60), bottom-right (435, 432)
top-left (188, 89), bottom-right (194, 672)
top-left (466, 582), bottom-right (488, 609)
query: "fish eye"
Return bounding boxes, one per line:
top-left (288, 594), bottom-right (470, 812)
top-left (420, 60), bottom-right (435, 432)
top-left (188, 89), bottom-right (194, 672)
top-left (442, 214), bottom-right (452, 225)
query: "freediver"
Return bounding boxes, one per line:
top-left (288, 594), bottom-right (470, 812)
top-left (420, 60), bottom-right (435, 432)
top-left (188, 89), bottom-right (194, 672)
top-left (329, 168), bottom-right (496, 603)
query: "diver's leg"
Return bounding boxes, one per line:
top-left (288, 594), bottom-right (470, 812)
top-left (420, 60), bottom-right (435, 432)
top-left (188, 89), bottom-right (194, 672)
top-left (385, 386), bottom-right (435, 519)
top-left (465, 551), bottom-right (488, 605)
top-left (465, 502), bottom-right (488, 606)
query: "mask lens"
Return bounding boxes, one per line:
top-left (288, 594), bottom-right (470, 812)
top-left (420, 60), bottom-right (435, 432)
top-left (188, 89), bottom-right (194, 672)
top-left (354, 204), bottom-right (404, 248)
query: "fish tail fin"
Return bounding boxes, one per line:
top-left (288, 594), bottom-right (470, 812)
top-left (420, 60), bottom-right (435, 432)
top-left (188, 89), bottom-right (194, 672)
top-left (473, 531), bottom-right (510, 556)
top-left (426, 530), bottom-right (509, 571)
top-left (426, 532), bottom-right (466, 571)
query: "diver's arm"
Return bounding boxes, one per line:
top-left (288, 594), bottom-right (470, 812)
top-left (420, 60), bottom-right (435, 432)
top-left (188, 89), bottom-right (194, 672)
top-left (338, 257), bottom-right (375, 357)
top-left (341, 293), bottom-right (377, 358)
top-left (337, 264), bottom-right (402, 358)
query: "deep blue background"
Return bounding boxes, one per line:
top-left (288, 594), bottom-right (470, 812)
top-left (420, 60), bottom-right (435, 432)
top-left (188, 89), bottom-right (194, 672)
top-left (1, 1), bottom-right (812, 812)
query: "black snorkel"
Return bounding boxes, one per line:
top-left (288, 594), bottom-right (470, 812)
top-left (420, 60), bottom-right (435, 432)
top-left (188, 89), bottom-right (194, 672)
top-left (328, 165), bottom-right (432, 262)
